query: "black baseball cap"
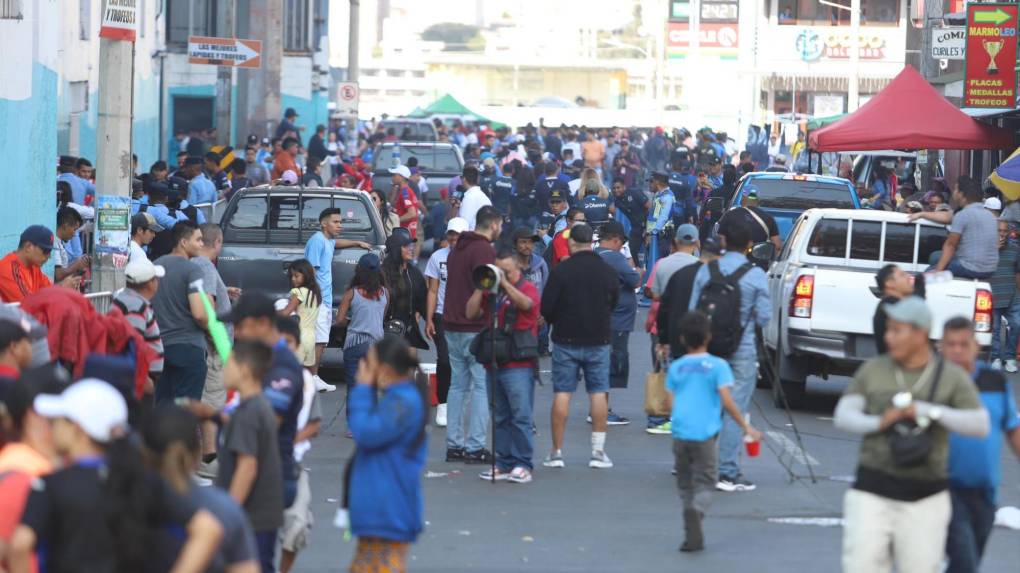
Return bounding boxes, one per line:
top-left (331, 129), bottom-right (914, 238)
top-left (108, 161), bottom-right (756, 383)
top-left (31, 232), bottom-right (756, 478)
top-left (600, 221), bottom-right (628, 243)
top-left (549, 189), bottom-right (567, 203)
top-left (357, 253), bottom-right (381, 271)
top-left (511, 227), bottom-right (541, 243)
top-left (184, 156), bottom-right (204, 166)
top-left (285, 107), bottom-right (299, 118)
top-left (568, 223), bottom-right (594, 244)
top-left (386, 231), bottom-right (415, 253)
top-left (702, 237), bottom-right (723, 255)
top-left (20, 225), bottom-right (55, 253)
top-left (649, 171), bottom-right (669, 184)
top-left (219, 292), bottom-right (276, 324)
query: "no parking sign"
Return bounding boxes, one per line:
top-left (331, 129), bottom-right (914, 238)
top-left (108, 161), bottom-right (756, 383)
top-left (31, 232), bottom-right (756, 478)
top-left (337, 82), bottom-right (359, 116)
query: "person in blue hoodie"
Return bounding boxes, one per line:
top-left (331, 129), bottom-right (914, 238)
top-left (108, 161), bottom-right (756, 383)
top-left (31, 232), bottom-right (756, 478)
top-left (346, 335), bottom-right (427, 573)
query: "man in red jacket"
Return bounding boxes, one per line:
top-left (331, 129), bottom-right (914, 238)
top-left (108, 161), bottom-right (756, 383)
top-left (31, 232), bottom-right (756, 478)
top-left (442, 206), bottom-right (502, 464)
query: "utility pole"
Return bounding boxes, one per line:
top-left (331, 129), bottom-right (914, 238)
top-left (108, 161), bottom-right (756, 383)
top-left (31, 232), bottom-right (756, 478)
top-left (347, 0), bottom-right (360, 155)
top-left (92, 0), bottom-right (136, 293)
top-left (918, 0), bottom-right (944, 192)
top-left (215, 0), bottom-right (236, 146)
top-left (848, 0), bottom-right (861, 112)
top-left (238, 0), bottom-right (282, 140)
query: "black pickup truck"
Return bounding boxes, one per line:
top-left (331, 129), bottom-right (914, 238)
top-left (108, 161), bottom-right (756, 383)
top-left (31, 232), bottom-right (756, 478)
top-left (217, 186), bottom-right (386, 336)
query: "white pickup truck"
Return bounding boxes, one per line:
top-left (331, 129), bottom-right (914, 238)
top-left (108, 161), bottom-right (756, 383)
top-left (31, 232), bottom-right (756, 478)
top-left (761, 208), bottom-right (993, 408)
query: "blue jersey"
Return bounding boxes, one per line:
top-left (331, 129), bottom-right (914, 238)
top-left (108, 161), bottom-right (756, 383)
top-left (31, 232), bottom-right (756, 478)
top-left (668, 171), bottom-right (698, 224)
top-left (491, 175), bottom-right (514, 215)
top-left (581, 195), bottom-right (611, 224)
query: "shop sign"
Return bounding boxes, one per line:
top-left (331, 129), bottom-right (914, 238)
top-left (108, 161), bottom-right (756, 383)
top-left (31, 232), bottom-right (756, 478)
top-left (795, 29), bottom-right (886, 61)
top-left (667, 22), bottom-right (739, 60)
top-left (931, 27), bottom-right (966, 60)
top-left (963, 3), bottom-right (1018, 108)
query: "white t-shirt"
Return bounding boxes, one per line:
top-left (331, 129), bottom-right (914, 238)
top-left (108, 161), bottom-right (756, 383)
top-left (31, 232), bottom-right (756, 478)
top-left (424, 247), bottom-right (451, 315)
top-left (294, 369), bottom-right (320, 463)
top-left (129, 240), bottom-right (148, 264)
top-left (459, 186), bottom-right (491, 230)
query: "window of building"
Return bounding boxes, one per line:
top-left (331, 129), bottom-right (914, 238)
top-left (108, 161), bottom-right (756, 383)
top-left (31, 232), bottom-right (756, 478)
top-left (284, 0), bottom-right (311, 52)
top-left (362, 69), bottom-right (379, 77)
top-left (167, 0), bottom-right (216, 46)
top-left (778, 0), bottom-right (898, 26)
top-left (79, 0), bottom-right (90, 40)
top-left (1, 0), bottom-right (22, 19)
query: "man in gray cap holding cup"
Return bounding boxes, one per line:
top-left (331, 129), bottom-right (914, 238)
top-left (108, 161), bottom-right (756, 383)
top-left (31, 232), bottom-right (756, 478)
top-left (834, 296), bottom-right (989, 573)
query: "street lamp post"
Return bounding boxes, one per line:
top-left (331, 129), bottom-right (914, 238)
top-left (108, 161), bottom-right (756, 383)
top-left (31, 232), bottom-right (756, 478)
top-left (599, 38), bottom-right (657, 109)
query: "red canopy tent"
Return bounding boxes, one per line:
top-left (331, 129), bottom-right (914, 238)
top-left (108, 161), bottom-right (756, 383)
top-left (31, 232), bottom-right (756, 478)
top-left (808, 66), bottom-right (1014, 152)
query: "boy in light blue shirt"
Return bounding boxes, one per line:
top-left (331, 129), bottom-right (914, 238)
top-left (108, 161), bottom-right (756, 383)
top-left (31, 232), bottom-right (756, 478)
top-left (665, 311), bottom-right (761, 553)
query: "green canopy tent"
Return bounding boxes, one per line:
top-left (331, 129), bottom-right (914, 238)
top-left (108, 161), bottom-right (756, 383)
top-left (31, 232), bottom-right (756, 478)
top-left (807, 114), bottom-right (846, 131)
top-left (408, 94), bottom-right (505, 128)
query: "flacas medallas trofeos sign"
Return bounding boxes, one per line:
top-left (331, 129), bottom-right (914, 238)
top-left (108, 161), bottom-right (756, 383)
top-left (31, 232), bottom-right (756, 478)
top-left (964, 3), bottom-right (1018, 108)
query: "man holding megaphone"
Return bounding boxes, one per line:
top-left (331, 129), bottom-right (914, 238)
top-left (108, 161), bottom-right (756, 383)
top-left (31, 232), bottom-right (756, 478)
top-left (465, 248), bottom-right (542, 483)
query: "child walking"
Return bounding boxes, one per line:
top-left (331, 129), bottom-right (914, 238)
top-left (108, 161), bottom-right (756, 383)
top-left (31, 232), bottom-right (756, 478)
top-left (666, 311), bottom-right (762, 552)
top-left (278, 259), bottom-right (322, 372)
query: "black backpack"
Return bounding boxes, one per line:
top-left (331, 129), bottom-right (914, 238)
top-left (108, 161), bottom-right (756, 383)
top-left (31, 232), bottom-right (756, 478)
top-left (140, 204), bottom-right (177, 260)
top-left (695, 260), bottom-right (754, 358)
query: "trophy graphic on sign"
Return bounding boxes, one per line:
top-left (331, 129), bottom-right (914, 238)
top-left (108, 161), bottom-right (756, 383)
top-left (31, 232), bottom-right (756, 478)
top-left (983, 39), bottom-right (1005, 74)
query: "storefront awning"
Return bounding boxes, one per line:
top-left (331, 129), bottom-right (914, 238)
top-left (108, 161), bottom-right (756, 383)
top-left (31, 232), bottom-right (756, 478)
top-left (808, 66), bottom-right (1015, 152)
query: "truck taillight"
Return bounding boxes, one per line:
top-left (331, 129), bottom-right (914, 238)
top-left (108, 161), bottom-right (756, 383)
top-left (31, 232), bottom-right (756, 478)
top-left (789, 275), bottom-right (814, 318)
top-left (974, 289), bottom-right (993, 332)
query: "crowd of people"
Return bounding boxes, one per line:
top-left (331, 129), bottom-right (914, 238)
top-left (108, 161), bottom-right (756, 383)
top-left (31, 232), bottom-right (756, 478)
top-left (0, 108), bottom-right (1017, 573)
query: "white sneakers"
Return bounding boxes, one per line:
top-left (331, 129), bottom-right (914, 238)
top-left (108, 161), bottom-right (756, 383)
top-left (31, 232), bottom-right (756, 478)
top-left (991, 359), bottom-right (1018, 373)
top-left (314, 375), bottom-right (337, 393)
top-left (435, 403), bottom-right (448, 427)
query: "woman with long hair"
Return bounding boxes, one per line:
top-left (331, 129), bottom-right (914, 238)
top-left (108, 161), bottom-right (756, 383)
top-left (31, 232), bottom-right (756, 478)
top-left (7, 379), bottom-right (222, 573)
top-left (143, 405), bottom-right (260, 573)
top-left (371, 189), bottom-right (401, 238)
top-left (345, 336), bottom-right (427, 573)
top-left (278, 259), bottom-right (322, 370)
top-left (580, 176), bottom-right (612, 226)
top-left (337, 253), bottom-right (389, 423)
top-left (381, 232), bottom-right (429, 352)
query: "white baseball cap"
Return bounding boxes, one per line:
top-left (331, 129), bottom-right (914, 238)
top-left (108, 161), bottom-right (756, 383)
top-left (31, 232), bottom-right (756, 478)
top-left (446, 217), bottom-right (469, 234)
top-left (388, 165), bottom-right (411, 179)
top-left (124, 258), bottom-right (165, 284)
top-left (984, 197), bottom-right (1003, 211)
top-left (33, 378), bottom-right (128, 443)
top-left (281, 170), bottom-right (299, 185)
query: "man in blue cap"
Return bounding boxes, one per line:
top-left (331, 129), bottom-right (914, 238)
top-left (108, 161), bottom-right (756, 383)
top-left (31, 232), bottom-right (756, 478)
top-left (0, 226), bottom-right (63, 302)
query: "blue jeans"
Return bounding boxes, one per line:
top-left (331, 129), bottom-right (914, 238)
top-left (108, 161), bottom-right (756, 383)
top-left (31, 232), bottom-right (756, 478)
top-left (551, 343), bottom-right (610, 394)
top-left (927, 252), bottom-right (994, 279)
top-left (445, 331), bottom-right (490, 451)
top-left (945, 487), bottom-right (996, 573)
top-left (343, 342), bottom-right (372, 419)
top-left (493, 367), bottom-right (535, 471)
top-left (254, 529), bottom-right (277, 573)
top-left (991, 301), bottom-right (1020, 360)
top-left (156, 344), bottom-right (208, 405)
top-left (609, 330), bottom-right (631, 389)
top-left (718, 350), bottom-right (757, 479)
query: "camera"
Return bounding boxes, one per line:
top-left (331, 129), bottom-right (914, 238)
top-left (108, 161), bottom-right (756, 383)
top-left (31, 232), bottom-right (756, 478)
top-left (472, 264), bottom-right (502, 293)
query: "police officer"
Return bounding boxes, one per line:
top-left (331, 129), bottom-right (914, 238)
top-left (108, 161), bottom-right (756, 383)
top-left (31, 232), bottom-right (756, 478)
top-left (667, 151), bottom-right (698, 226)
top-left (510, 174), bottom-right (540, 232)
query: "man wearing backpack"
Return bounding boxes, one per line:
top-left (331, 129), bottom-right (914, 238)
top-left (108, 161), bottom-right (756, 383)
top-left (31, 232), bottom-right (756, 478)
top-left (688, 223), bottom-right (771, 492)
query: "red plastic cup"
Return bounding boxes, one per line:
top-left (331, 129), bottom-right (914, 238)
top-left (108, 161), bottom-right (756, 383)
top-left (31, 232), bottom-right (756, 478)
top-left (744, 438), bottom-right (761, 457)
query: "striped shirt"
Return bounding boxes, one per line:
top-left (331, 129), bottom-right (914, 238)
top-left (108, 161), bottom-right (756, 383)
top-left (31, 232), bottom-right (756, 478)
top-left (113, 287), bottom-right (165, 373)
top-left (990, 246), bottom-right (1020, 310)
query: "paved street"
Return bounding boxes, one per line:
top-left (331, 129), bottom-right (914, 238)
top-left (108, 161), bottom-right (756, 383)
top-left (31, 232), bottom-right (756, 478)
top-left (292, 311), bottom-right (1020, 572)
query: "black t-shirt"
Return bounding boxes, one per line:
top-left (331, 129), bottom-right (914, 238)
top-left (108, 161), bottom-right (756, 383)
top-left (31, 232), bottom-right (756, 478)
top-left (719, 206), bottom-right (779, 245)
top-left (612, 189), bottom-right (647, 231)
top-left (20, 462), bottom-right (197, 573)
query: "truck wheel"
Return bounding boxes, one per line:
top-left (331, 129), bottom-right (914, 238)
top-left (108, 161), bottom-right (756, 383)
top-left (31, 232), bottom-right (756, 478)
top-left (772, 378), bottom-right (807, 410)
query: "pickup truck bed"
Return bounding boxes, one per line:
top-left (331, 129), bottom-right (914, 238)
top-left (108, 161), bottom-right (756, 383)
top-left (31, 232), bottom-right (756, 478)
top-left (763, 208), bottom-right (992, 408)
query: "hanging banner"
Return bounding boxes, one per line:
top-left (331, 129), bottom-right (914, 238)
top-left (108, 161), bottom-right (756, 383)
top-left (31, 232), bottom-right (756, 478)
top-left (99, 0), bottom-right (138, 42)
top-left (964, 3), bottom-right (1018, 108)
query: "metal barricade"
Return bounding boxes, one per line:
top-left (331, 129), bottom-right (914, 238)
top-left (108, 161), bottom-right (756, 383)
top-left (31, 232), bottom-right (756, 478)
top-left (85, 291), bottom-right (114, 314)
